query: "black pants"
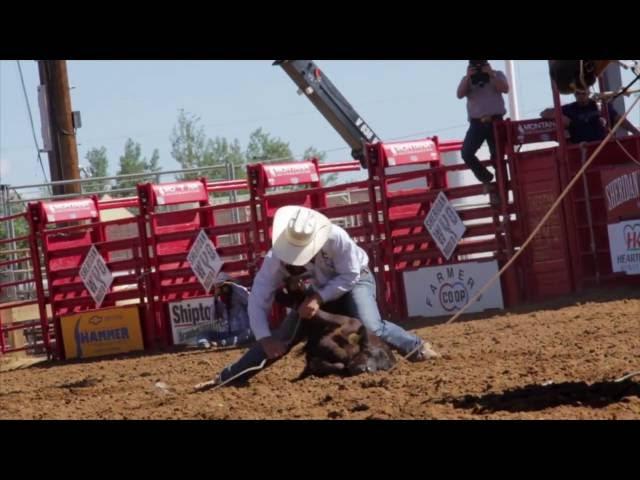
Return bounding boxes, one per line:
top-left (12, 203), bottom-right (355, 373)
top-left (461, 119), bottom-right (498, 184)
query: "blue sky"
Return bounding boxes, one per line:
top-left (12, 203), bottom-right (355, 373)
top-left (1, 60), bottom-right (638, 188)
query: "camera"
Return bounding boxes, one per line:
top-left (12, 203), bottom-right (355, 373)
top-left (469, 60), bottom-right (490, 86)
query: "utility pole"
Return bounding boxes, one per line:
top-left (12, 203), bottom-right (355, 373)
top-left (37, 60), bottom-right (81, 195)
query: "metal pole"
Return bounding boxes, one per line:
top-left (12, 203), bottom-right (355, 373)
top-left (1, 185), bottom-right (18, 300)
top-left (550, 61), bottom-right (578, 292)
top-left (601, 62), bottom-right (626, 137)
top-left (0, 185), bottom-right (6, 217)
top-left (7, 216), bottom-right (19, 300)
top-left (504, 60), bottom-right (520, 121)
top-left (580, 144), bottom-right (600, 285)
top-left (226, 160), bottom-right (241, 244)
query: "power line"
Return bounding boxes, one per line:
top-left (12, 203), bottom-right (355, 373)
top-left (1, 63), bottom-right (555, 173)
top-left (2, 104), bottom-right (552, 171)
top-left (16, 60), bottom-right (49, 185)
top-left (0, 86), bottom-right (447, 151)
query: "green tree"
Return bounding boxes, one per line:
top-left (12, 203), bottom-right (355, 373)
top-left (204, 136), bottom-right (246, 181)
top-left (170, 110), bottom-right (208, 180)
top-left (245, 128), bottom-right (293, 164)
top-left (114, 139), bottom-right (161, 195)
top-left (83, 146), bottom-right (109, 193)
top-left (171, 110), bottom-right (245, 181)
top-left (169, 112), bottom-right (337, 187)
top-left (302, 146), bottom-right (326, 162)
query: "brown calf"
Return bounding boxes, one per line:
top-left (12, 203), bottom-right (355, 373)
top-left (275, 273), bottom-right (396, 378)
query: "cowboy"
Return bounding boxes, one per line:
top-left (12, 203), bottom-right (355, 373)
top-left (209, 205), bottom-right (440, 386)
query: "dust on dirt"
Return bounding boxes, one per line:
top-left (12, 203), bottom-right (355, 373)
top-left (1, 287), bottom-right (638, 419)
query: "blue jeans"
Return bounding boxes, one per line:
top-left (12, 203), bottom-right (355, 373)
top-left (461, 119), bottom-right (498, 183)
top-left (217, 271), bottom-right (423, 384)
top-left (330, 271), bottom-right (423, 354)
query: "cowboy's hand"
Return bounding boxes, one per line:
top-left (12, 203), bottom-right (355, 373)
top-left (259, 336), bottom-right (287, 359)
top-left (466, 65), bottom-right (476, 77)
top-left (298, 294), bottom-right (322, 319)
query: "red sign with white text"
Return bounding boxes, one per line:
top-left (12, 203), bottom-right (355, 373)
top-left (601, 165), bottom-right (640, 222)
top-left (382, 139), bottom-right (439, 167)
top-left (42, 198), bottom-right (98, 223)
top-left (263, 162), bottom-right (319, 187)
top-left (152, 181), bottom-right (208, 206)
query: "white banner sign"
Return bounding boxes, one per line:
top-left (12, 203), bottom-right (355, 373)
top-left (423, 192), bottom-right (466, 260)
top-left (79, 245), bottom-right (113, 308)
top-left (608, 220), bottom-right (640, 275)
top-left (403, 261), bottom-right (504, 317)
top-left (168, 297), bottom-right (226, 346)
top-left (187, 229), bottom-right (224, 292)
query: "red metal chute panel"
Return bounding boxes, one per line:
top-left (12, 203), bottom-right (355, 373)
top-left (41, 198), bottom-right (99, 223)
top-left (365, 138), bottom-right (449, 318)
top-left (513, 147), bottom-right (574, 300)
top-left (248, 160), bottom-right (326, 257)
top-left (148, 180), bottom-right (212, 256)
top-left (381, 139), bottom-right (439, 167)
top-left (29, 196), bottom-right (122, 358)
top-left (38, 198), bottom-right (102, 274)
top-left (561, 139), bottom-right (640, 289)
top-left (137, 179), bottom-right (214, 346)
top-left (262, 162), bottom-right (319, 187)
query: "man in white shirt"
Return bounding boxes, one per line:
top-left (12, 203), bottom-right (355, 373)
top-left (211, 205), bottom-right (440, 386)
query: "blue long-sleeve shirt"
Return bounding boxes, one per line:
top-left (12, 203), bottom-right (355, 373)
top-left (248, 224), bottom-right (369, 340)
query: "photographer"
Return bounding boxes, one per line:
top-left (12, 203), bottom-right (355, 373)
top-left (456, 60), bottom-right (509, 184)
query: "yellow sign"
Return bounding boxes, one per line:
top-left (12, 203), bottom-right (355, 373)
top-left (60, 306), bottom-right (144, 359)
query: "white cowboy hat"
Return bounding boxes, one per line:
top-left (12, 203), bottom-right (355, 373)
top-left (272, 206), bottom-right (332, 266)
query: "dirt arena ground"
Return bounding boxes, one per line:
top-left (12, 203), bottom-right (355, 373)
top-left (2, 286), bottom-right (639, 420)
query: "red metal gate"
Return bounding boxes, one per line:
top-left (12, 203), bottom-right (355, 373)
top-left (28, 196), bottom-right (148, 359)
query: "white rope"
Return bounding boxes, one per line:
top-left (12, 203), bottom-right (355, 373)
top-left (614, 371), bottom-right (640, 383)
top-left (593, 88), bottom-right (640, 102)
top-left (194, 316), bottom-right (302, 392)
top-left (445, 95), bottom-right (640, 324)
top-left (194, 359), bottom-right (268, 392)
top-left (394, 94), bottom-right (640, 366)
top-left (579, 60), bottom-right (587, 92)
